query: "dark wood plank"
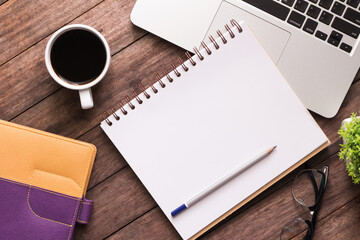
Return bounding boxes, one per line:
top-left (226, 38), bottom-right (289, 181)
top-left (312, 196), bottom-right (360, 239)
top-left (5, 2), bottom-right (360, 237)
top-left (12, 27), bottom-right (360, 240)
top-left (0, 0), bottom-right (145, 121)
top-left (106, 208), bottom-right (180, 240)
top-left (0, 0), bottom-right (102, 66)
top-left (13, 39), bottom-right (360, 240)
top-left (11, 34), bottom-right (184, 138)
top-left (78, 126), bottom-right (127, 189)
top-left (74, 166), bottom-right (156, 240)
top-left (70, 0), bottom-right (146, 55)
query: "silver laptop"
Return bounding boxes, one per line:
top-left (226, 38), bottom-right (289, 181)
top-left (131, 0), bottom-right (360, 118)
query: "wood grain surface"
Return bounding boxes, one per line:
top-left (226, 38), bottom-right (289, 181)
top-left (0, 0), bottom-right (102, 65)
top-left (1, 1), bottom-right (360, 239)
top-left (0, 0), bottom-right (145, 121)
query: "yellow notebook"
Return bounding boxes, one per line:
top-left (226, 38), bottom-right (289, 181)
top-left (0, 120), bottom-right (96, 198)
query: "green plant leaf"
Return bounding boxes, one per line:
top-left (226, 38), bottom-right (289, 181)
top-left (338, 112), bottom-right (360, 184)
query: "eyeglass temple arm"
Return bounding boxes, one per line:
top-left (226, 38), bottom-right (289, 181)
top-left (308, 166), bottom-right (329, 210)
top-left (302, 220), bottom-right (314, 240)
top-left (308, 170), bottom-right (320, 204)
top-left (310, 166), bottom-right (329, 209)
top-left (321, 166), bottom-right (329, 189)
top-left (308, 166), bottom-right (329, 237)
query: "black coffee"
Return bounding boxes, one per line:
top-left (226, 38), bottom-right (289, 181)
top-left (50, 29), bottom-right (106, 85)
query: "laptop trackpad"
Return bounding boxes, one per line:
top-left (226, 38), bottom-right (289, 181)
top-left (206, 1), bottom-right (290, 64)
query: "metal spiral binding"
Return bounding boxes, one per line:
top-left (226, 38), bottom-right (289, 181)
top-left (193, 47), bottom-right (204, 60)
top-left (208, 35), bottom-right (219, 49)
top-left (156, 73), bottom-right (166, 88)
top-left (171, 63), bottom-right (181, 77)
top-left (201, 41), bottom-right (212, 55)
top-left (185, 52), bottom-right (196, 66)
top-left (103, 112), bottom-right (112, 126)
top-left (139, 83), bottom-right (151, 99)
top-left (216, 30), bottom-right (227, 44)
top-left (231, 19), bottom-right (243, 33)
top-left (124, 95), bottom-right (135, 110)
top-left (225, 24), bottom-right (235, 38)
top-left (117, 100), bottom-right (128, 115)
top-left (151, 85), bottom-right (158, 93)
top-left (163, 66), bottom-right (174, 82)
top-left (102, 20), bottom-right (242, 126)
top-left (110, 106), bottom-right (120, 120)
top-left (178, 57), bottom-right (188, 71)
top-left (132, 89), bottom-right (143, 104)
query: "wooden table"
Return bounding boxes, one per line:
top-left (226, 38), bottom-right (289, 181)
top-left (2, 0), bottom-right (360, 239)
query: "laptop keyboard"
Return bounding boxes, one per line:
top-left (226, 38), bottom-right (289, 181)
top-left (242, 0), bottom-right (360, 53)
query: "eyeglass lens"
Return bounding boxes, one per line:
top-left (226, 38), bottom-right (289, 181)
top-left (292, 169), bottom-right (324, 208)
top-left (280, 169), bottom-right (325, 240)
top-left (280, 218), bottom-right (310, 240)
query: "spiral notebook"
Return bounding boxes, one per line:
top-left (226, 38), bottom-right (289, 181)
top-left (101, 20), bottom-right (329, 239)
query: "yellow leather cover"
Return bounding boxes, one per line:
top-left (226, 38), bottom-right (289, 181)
top-left (0, 120), bottom-right (96, 198)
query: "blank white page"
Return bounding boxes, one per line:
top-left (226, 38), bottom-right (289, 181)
top-left (101, 22), bottom-right (328, 239)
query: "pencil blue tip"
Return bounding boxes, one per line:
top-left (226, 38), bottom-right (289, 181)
top-left (171, 204), bottom-right (187, 217)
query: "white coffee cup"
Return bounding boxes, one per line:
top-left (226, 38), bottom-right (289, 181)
top-left (45, 24), bottom-right (111, 109)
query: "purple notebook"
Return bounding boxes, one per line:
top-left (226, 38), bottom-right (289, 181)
top-left (0, 120), bottom-right (97, 239)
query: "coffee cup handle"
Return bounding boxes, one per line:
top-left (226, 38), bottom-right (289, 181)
top-left (79, 88), bottom-right (94, 109)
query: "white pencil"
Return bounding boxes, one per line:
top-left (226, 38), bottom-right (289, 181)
top-left (171, 146), bottom-right (277, 217)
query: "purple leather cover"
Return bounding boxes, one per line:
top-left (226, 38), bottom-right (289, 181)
top-left (0, 177), bottom-right (93, 240)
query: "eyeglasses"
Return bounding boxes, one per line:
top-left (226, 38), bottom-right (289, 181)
top-left (280, 165), bottom-right (329, 240)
